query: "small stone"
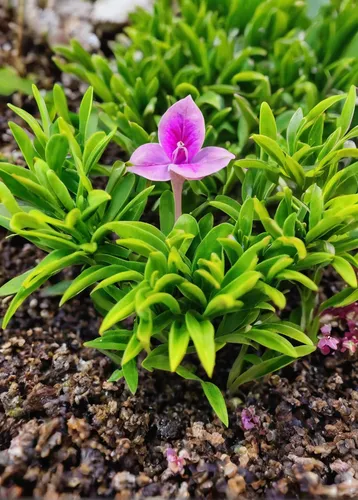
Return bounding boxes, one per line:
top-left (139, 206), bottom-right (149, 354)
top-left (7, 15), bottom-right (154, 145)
top-left (224, 461), bottom-right (238, 478)
top-left (112, 471), bottom-right (136, 491)
top-left (29, 298), bottom-right (38, 308)
top-left (227, 475), bottom-right (246, 498)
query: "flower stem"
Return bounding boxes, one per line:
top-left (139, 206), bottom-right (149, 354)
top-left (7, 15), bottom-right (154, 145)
top-left (170, 172), bottom-right (185, 221)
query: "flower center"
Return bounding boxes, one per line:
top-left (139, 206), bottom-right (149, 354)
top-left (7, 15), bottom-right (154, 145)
top-left (172, 141), bottom-right (189, 164)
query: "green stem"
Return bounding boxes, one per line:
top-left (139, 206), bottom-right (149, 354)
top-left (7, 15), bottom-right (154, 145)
top-left (170, 172), bottom-right (185, 221)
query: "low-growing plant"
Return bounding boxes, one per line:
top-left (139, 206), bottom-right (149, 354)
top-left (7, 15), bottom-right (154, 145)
top-left (0, 84), bottom-right (155, 321)
top-left (0, 83), bottom-right (357, 425)
top-left (53, 0), bottom-right (358, 157)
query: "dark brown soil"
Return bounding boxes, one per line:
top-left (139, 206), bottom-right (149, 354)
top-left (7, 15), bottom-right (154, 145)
top-left (0, 232), bottom-right (358, 499)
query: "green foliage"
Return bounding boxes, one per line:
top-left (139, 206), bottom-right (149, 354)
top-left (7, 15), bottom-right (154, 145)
top-left (81, 212), bottom-right (316, 424)
top-left (53, 0), bottom-right (358, 157)
top-left (0, 67), bottom-right (33, 96)
top-left (0, 84), bottom-right (154, 325)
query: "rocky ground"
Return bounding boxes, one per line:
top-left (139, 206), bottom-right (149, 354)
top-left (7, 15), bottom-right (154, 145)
top-left (0, 233), bottom-right (358, 499)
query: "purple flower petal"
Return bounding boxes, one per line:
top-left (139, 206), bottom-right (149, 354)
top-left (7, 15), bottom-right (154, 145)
top-left (241, 407), bottom-right (260, 431)
top-left (158, 96), bottom-right (205, 162)
top-left (320, 324), bottom-right (331, 336)
top-left (169, 146), bottom-right (235, 180)
top-left (318, 335), bottom-right (340, 355)
top-left (127, 143), bottom-right (171, 181)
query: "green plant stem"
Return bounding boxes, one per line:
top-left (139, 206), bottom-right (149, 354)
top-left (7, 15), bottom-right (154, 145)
top-left (300, 268), bottom-right (323, 334)
top-left (170, 172), bottom-right (185, 221)
top-left (227, 344), bottom-right (248, 391)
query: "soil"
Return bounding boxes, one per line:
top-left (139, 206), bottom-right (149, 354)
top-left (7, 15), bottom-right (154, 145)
top-left (0, 231), bottom-right (358, 499)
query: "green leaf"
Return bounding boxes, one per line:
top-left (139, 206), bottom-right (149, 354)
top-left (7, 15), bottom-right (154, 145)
top-left (185, 311), bottom-right (216, 378)
top-left (108, 369), bottom-right (124, 382)
top-left (222, 236), bottom-right (270, 286)
top-left (103, 173), bottom-right (135, 223)
top-left (251, 134), bottom-right (286, 167)
top-left (92, 270), bottom-right (143, 293)
top-left (0, 66), bottom-right (32, 95)
top-left (115, 186), bottom-right (155, 221)
top-left (295, 252), bottom-right (334, 270)
top-left (100, 283), bottom-right (147, 333)
top-left (8, 122), bottom-right (36, 171)
top-left (81, 189), bottom-right (111, 221)
top-left (0, 269), bottom-right (33, 297)
top-left (209, 200), bottom-right (240, 220)
top-left (79, 86), bottom-right (94, 141)
top-left (219, 270), bottom-right (262, 300)
top-left (84, 335), bottom-right (128, 351)
top-left (193, 223), bottom-right (233, 268)
top-left (46, 171), bottom-right (75, 211)
top-left (123, 359), bottom-right (139, 394)
top-left (178, 281), bottom-right (207, 308)
top-left (32, 86), bottom-right (51, 137)
top-left (201, 382), bottom-right (228, 427)
top-left (138, 292), bottom-right (181, 315)
top-left (53, 84), bottom-right (71, 122)
top-left (259, 102), bottom-right (277, 140)
top-left (92, 220), bottom-right (167, 255)
top-left (229, 346), bottom-right (315, 392)
top-left (122, 334), bottom-right (143, 365)
top-left (238, 197), bottom-right (254, 238)
top-left (2, 251), bottom-right (86, 328)
top-left (45, 134), bottom-right (68, 175)
top-left (136, 306), bottom-right (153, 351)
top-left (258, 322), bottom-right (313, 345)
top-left (83, 129), bottom-right (116, 174)
top-left (308, 184), bottom-right (323, 231)
top-left (61, 265), bottom-right (128, 304)
top-left (255, 281), bottom-right (286, 309)
top-left (204, 294), bottom-right (244, 317)
top-left (332, 256), bottom-right (357, 288)
top-left (301, 94), bottom-right (346, 131)
top-left (319, 287), bottom-right (358, 312)
top-left (8, 103), bottom-right (47, 149)
top-left (159, 190), bottom-right (175, 236)
top-left (169, 320), bottom-right (190, 372)
top-left (337, 85), bottom-right (356, 136)
top-left (287, 108), bottom-right (303, 155)
top-left (276, 270), bottom-right (318, 291)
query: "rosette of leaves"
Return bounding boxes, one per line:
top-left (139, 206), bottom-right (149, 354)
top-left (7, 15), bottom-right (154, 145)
top-left (53, 0), bottom-right (357, 156)
top-left (58, 200), bottom-right (318, 426)
top-left (229, 86), bottom-right (358, 329)
top-left (0, 85), bottom-right (155, 319)
top-left (235, 86), bottom-right (358, 204)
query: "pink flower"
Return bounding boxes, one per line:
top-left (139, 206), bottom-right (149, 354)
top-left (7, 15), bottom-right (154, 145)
top-left (165, 448), bottom-right (189, 475)
top-left (341, 332), bottom-right (358, 354)
top-left (241, 407), bottom-right (260, 431)
top-left (320, 324), bottom-right (332, 336)
top-left (127, 96), bottom-right (234, 219)
top-left (317, 335), bottom-right (340, 355)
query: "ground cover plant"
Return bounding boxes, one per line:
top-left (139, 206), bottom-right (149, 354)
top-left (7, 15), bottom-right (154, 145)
top-left (0, 72), bottom-right (357, 424)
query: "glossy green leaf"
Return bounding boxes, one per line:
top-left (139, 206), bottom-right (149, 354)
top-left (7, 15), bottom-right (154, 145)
top-left (201, 382), bottom-right (228, 427)
top-left (186, 311), bottom-right (216, 378)
top-left (169, 320), bottom-right (190, 372)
